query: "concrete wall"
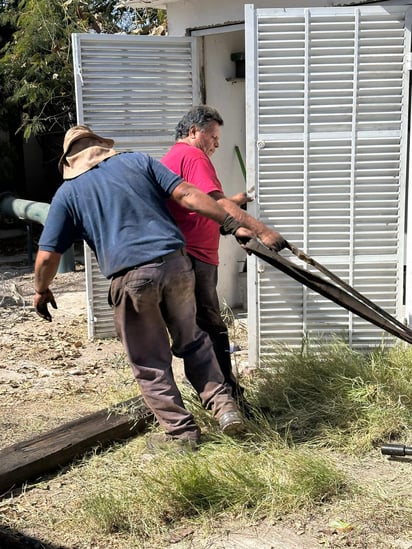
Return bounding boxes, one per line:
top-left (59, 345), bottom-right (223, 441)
top-left (167, 0), bottom-right (348, 35)
top-left (202, 30), bottom-right (247, 306)
top-left (166, 0), bottom-right (412, 34)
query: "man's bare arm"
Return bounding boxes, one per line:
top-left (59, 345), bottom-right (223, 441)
top-left (33, 250), bottom-right (61, 321)
top-left (209, 190), bottom-right (286, 251)
top-left (171, 181), bottom-right (255, 241)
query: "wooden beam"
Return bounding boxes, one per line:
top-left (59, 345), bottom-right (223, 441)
top-left (0, 396), bottom-right (153, 496)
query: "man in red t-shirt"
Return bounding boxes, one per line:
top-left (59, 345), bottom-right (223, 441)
top-left (162, 106), bottom-right (286, 408)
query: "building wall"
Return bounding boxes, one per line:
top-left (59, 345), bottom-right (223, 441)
top-left (201, 30), bottom-right (247, 306)
top-left (167, 0), bottom-right (344, 35)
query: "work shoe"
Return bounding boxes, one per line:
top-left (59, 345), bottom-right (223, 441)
top-left (218, 410), bottom-right (246, 436)
top-left (146, 433), bottom-right (199, 454)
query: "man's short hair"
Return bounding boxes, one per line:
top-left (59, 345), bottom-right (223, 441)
top-left (175, 105), bottom-right (224, 140)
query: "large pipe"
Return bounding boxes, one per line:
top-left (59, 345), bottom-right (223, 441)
top-left (0, 193), bottom-right (75, 273)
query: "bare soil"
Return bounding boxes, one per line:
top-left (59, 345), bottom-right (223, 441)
top-left (0, 231), bottom-right (411, 549)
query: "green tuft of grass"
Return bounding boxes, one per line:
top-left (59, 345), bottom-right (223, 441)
top-left (244, 340), bottom-right (412, 453)
top-left (78, 438), bottom-right (346, 538)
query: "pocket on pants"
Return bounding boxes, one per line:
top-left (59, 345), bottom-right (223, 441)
top-left (126, 277), bottom-right (153, 292)
top-left (125, 272), bottom-right (155, 312)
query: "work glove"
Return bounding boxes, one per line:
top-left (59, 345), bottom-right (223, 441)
top-left (34, 289), bottom-right (57, 322)
top-left (219, 214), bottom-right (242, 236)
top-left (220, 215), bottom-right (251, 246)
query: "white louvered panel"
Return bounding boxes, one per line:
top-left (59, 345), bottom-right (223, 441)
top-left (73, 35), bottom-right (197, 135)
top-left (255, 138), bottom-right (306, 355)
top-left (354, 136), bottom-right (401, 256)
top-left (258, 267), bottom-right (304, 353)
top-left (257, 141), bottom-right (305, 246)
top-left (83, 245), bottom-right (114, 339)
top-left (73, 34), bottom-right (198, 339)
top-left (257, 16), bottom-right (306, 134)
top-left (352, 262), bottom-right (400, 318)
top-left (357, 14), bottom-right (404, 132)
top-left (307, 138), bottom-right (351, 256)
top-left (246, 5), bottom-right (410, 364)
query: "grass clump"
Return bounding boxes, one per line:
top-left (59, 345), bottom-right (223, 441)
top-left (245, 340), bottom-right (412, 453)
top-left (78, 437), bottom-right (345, 539)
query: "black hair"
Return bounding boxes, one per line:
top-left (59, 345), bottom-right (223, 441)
top-left (175, 105), bottom-right (224, 140)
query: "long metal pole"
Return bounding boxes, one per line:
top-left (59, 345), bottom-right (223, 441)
top-left (0, 193), bottom-right (75, 273)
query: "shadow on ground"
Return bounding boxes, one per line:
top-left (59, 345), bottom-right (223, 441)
top-left (0, 527), bottom-right (71, 549)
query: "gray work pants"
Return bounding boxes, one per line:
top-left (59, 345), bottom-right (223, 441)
top-left (109, 251), bottom-right (236, 440)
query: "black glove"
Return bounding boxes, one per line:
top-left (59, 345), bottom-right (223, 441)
top-left (34, 289), bottom-right (57, 322)
top-left (220, 214), bottom-right (241, 236)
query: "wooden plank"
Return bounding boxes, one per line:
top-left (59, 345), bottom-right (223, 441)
top-left (0, 396), bottom-right (153, 495)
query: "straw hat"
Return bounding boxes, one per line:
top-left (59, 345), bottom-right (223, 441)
top-left (59, 125), bottom-right (117, 179)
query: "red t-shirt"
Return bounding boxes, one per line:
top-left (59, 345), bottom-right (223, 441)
top-left (161, 142), bottom-right (223, 265)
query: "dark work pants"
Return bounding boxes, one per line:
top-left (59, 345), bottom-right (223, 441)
top-left (188, 254), bottom-right (241, 396)
top-left (110, 252), bottom-right (237, 440)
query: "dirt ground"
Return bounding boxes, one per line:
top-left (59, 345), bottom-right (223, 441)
top-left (0, 231), bottom-right (412, 549)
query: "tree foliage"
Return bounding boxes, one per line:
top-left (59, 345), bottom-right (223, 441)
top-left (0, 0), bottom-right (167, 139)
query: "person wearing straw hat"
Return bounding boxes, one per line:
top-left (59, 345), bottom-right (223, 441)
top-left (33, 124), bottom-right (264, 451)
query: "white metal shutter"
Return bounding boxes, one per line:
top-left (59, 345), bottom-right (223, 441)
top-left (245, 5), bottom-right (411, 364)
top-left (72, 34), bottom-right (199, 338)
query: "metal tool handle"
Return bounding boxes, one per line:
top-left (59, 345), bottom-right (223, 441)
top-left (381, 443), bottom-right (412, 457)
top-left (284, 240), bottom-right (410, 336)
top-left (245, 238), bottom-right (412, 345)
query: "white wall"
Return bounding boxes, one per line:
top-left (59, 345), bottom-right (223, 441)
top-left (167, 0), bottom-right (340, 36)
top-left (202, 30), bottom-right (248, 306)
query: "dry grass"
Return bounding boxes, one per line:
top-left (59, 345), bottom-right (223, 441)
top-left (4, 339), bottom-right (410, 548)
top-left (247, 339), bottom-right (412, 454)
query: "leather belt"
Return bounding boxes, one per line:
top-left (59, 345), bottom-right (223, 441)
top-left (112, 248), bottom-right (186, 279)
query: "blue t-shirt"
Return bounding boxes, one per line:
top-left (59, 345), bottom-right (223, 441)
top-left (39, 152), bottom-right (185, 278)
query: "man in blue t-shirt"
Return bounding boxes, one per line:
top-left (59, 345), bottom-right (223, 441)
top-left (33, 125), bottom-right (266, 451)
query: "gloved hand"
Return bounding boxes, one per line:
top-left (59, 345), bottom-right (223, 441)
top-left (234, 226), bottom-right (255, 247)
top-left (34, 289), bottom-right (57, 322)
top-left (259, 229), bottom-right (287, 252)
top-left (220, 214), bottom-right (242, 235)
